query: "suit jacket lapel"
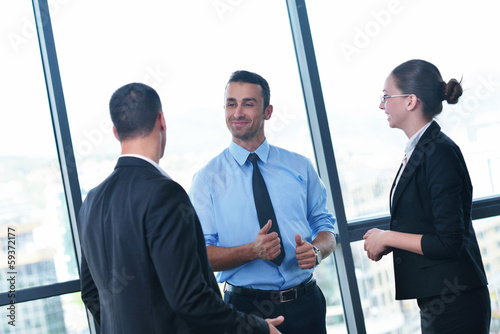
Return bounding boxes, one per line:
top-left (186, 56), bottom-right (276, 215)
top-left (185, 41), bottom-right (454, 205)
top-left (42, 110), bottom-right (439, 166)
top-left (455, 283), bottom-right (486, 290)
top-left (390, 121), bottom-right (441, 215)
top-left (390, 163), bottom-right (403, 212)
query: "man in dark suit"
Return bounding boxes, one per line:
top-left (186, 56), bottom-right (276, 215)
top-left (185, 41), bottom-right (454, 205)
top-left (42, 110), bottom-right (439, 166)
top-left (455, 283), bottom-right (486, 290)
top-left (78, 82), bottom-right (283, 333)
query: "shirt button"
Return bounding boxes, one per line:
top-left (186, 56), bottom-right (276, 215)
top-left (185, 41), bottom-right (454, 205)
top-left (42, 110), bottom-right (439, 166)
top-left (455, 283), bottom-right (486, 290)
top-left (392, 220), bottom-right (399, 227)
top-left (395, 257), bottom-right (402, 265)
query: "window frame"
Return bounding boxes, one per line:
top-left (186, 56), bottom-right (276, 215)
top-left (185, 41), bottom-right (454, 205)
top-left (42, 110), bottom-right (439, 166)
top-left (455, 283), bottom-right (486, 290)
top-left (1, 1), bottom-right (499, 334)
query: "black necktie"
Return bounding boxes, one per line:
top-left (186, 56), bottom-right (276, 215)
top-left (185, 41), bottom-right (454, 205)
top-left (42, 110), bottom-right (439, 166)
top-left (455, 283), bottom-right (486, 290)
top-left (247, 153), bottom-right (285, 266)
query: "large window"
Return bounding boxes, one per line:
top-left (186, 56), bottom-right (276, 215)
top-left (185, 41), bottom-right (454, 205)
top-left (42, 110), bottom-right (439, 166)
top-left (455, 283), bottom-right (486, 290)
top-left (307, 0), bottom-right (500, 332)
top-left (307, 0), bottom-right (500, 220)
top-left (2, 1), bottom-right (499, 333)
top-left (51, 0), bottom-right (316, 192)
top-left (0, 1), bottom-right (88, 333)
top-left (49, 0), bottom-right (346, 332)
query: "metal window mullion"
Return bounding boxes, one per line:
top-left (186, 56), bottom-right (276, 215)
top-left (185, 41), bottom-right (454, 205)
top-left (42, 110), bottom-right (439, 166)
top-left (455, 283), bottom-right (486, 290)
top-left (32, 0), bottom-right (82, 270)
top-left (0, 280), bottom-right (81, 306)
top-left (345, 195), bottom-right (500, 243)
top-left (286, 0), bottom-right (366, 333)
top-left (31, 0), bottom-right (95, 332)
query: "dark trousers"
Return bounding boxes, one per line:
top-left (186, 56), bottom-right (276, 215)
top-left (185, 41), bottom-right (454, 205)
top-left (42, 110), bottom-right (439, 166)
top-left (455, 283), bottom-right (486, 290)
top-left (417, 285), bottom-right (491, 334)
top-left (224, 285), bottom-right (327, 334)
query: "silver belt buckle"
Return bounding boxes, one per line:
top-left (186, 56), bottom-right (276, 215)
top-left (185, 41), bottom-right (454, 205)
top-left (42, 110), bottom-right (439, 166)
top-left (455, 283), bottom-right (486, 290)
top-left (279, 288), bottom-right (297, 303)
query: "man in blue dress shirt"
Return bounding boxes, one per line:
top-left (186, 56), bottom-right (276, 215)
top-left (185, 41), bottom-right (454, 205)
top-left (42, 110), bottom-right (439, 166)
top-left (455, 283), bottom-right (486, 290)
top-left (189, 70), bottom-right (336, 334)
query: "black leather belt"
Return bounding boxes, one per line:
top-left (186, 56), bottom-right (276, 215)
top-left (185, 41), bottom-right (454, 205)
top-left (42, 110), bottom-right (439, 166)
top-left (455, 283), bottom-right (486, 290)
top-left (225, 276), bottom-right (316, 303)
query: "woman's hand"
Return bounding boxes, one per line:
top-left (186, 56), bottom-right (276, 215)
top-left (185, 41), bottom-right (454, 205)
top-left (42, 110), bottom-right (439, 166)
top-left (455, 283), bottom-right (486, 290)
top-left (363, 228), bottom-right (393, 261)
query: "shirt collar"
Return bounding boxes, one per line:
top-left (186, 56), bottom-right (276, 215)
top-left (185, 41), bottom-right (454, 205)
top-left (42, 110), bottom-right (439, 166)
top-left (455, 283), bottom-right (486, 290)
top-left (120, 153), bottom-right (171, 178)
top-left (405, 121), bottom-right (433, 156)
top-left (229, 139), bottom-right (270, 166)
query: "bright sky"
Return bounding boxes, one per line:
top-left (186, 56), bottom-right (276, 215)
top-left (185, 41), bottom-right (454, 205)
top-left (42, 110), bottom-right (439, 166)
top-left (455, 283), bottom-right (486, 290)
top-left (2, 0), bottom-right (499, 196)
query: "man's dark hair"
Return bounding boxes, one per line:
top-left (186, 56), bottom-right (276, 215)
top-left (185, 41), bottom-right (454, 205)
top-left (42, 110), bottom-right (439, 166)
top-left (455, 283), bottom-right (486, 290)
top-left (109, 83), bottom-right (162, 141)
top-left (227, 70), bottom-right (271, 111)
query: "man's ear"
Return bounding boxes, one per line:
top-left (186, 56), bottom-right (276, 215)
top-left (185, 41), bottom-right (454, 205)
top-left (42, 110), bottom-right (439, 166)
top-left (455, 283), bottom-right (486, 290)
top-left (158, 112), bottom-right (166, 131)
top-left (264, 104), bottom-right (273, 120)
top-left (112, 126), bottom-right (120, 141)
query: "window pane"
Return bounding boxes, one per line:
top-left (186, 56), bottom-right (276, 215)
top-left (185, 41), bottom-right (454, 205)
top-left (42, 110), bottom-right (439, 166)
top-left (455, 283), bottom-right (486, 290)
top-left (307, 0), bottom-right (500, 220)
top-left (315, 257), bottom-right (348, 333)
top-left (51, 0), bottom-right (316, 191)
top-left (352, 216), bottom-right (500, 333)
top-left (50, 0), bottom-right (346, 331)
top-left (1, 293), bottom-right (89, 334)
top-left (475, 216), bottom-right (500, 332)
top-left (352, 241), bottom-right (420, 334)
top-left (0, 0), bottom-right (79, 292)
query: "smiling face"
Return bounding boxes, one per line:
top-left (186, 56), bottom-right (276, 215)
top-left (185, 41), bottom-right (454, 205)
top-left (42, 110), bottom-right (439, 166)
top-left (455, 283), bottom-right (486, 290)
top-left (224, 81), bottom-right (272, 151)
top-left (380, 75), bottom-right (411, 131)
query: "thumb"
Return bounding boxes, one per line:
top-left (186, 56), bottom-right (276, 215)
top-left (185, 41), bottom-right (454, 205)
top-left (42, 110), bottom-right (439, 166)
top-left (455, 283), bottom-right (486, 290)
top-left (259, 220), bottom-right (272, 235)
top-left (266, 315), bottom-right (284, 327)
top-left (295, 234), bottom-right (304, 246)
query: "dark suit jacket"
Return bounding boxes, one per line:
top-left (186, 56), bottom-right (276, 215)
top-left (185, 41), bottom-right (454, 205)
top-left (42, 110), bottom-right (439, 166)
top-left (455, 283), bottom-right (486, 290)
top-left (78, 157), bottom-right (268, 333)
top-left (390, 121), bottom-right (487, 300)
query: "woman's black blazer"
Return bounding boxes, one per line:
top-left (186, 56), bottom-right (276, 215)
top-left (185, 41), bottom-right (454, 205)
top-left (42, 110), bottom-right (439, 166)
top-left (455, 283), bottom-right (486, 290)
top-left (390, 121), bottom-right (488, 300)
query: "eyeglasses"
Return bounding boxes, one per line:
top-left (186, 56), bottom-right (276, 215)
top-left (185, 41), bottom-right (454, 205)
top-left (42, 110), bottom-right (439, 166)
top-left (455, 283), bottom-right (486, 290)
top-left (380, 94), bottom-right (411, 103)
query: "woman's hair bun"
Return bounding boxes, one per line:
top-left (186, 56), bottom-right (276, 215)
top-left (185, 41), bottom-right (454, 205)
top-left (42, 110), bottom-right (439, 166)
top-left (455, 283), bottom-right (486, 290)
top-left (443, 78), bottom-right (463, 104)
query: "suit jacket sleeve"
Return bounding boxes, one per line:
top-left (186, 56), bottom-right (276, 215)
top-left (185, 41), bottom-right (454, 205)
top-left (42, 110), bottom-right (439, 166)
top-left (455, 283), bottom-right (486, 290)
top-left (80, 249), bottom-right (101, 326)
top-left (420, 141), bottom-right (468, 259)
top-left (146, 180), bottom-right (269, 334)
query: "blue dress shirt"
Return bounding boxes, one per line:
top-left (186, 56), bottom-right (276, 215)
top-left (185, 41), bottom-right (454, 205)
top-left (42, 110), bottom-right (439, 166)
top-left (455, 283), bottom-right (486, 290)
top-left (189, 139), bottom-right (336, 290)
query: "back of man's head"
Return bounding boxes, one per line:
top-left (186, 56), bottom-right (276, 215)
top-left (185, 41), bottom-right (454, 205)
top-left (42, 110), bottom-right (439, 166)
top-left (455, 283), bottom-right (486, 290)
top-left (110, 83), bottom-right (162, 141)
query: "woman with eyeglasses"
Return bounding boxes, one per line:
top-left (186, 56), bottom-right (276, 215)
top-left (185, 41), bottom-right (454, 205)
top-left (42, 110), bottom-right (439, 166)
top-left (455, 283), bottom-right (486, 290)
top-left (363, 59), bottom-right (490, 333)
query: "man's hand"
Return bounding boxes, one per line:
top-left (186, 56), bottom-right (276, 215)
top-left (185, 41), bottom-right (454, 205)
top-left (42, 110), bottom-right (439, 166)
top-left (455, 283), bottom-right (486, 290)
top-left (266, 315), bottom-right (284, 333)
top-left (253, 220), bottom-right (281, 261)
top-left (295, 234), bottom-right (316, 269)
